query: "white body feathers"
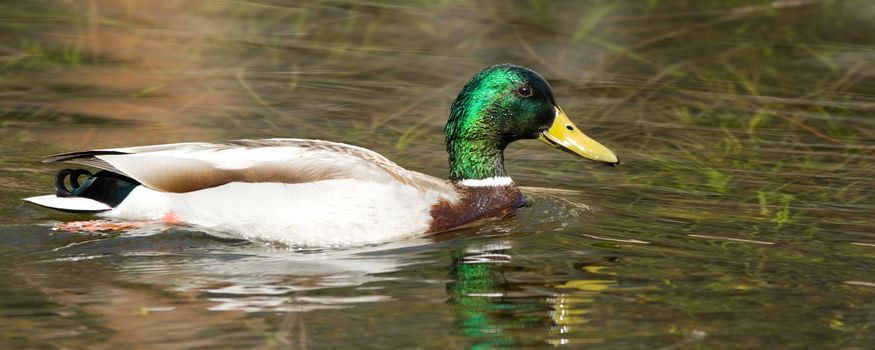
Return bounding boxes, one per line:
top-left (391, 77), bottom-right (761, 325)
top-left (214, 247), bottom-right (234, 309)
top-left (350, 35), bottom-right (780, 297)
top-left (106, 180), bottom-right (447, 246)
top-left (26, 139), bottom-right (463, 246)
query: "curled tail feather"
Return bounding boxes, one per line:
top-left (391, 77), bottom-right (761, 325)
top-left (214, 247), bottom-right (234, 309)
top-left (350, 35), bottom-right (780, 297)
top-left (24, 169), bottom-right (140, 213)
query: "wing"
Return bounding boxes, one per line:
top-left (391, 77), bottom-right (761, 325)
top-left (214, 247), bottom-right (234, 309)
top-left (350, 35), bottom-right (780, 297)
top-left (43, 138), bottom-right (448, 193)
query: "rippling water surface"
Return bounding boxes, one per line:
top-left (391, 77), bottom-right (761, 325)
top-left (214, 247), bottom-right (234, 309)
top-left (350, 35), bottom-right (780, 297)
top-left (1, 1), bottom-right (874, 348)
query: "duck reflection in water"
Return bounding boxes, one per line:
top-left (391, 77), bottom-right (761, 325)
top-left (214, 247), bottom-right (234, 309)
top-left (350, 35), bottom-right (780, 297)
top-left (447, 240), bottom-right (619, 348)
top-left (447, 241), bottom-right (545, 348)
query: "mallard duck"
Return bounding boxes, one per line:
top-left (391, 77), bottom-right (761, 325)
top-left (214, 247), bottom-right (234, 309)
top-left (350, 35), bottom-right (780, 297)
top-left (24, 64), bottom-right (618, 246)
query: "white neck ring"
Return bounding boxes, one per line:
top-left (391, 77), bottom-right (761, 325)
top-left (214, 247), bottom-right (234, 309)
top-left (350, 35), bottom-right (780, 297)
top-left (458, 176), bottom-right (514, 187)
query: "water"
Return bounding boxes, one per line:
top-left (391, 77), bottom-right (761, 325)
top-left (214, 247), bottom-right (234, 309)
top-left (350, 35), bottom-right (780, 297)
top-left (1, 0), bottom-right (874, 348)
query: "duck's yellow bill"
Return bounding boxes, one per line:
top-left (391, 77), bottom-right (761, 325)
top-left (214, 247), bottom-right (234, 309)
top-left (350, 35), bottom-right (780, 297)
top-left (538, 107), bottom-right (619, 165)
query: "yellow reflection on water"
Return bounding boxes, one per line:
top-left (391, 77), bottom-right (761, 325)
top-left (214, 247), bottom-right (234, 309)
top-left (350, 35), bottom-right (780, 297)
top-left (548, 263), bottom-right (617, 346)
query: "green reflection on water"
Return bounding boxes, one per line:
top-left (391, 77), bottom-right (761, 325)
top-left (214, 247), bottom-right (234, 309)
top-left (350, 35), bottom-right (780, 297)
top-left (448, 244), bottom-right (521, 348)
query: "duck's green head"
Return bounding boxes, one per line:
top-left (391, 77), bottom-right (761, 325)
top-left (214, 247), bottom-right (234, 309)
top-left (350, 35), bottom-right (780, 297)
top-left (445, 64), bottom-right (618, 182)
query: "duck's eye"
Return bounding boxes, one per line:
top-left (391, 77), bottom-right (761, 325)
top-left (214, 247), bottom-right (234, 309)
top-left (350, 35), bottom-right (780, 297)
top-left (517, 85), bottom-right (533, 98)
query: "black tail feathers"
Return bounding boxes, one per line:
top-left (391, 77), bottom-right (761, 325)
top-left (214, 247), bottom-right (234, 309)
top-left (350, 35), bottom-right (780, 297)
top-left (54, 168), bottom-right (140, 207)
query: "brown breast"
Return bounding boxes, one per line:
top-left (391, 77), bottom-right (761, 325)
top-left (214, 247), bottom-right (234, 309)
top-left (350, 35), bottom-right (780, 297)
top-left (427, 184), bottom-right (526, 233)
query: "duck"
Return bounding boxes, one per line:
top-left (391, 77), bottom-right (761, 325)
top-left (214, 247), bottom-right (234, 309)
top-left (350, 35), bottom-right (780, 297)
top-left (24, 64), bottom-right (619, 246)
